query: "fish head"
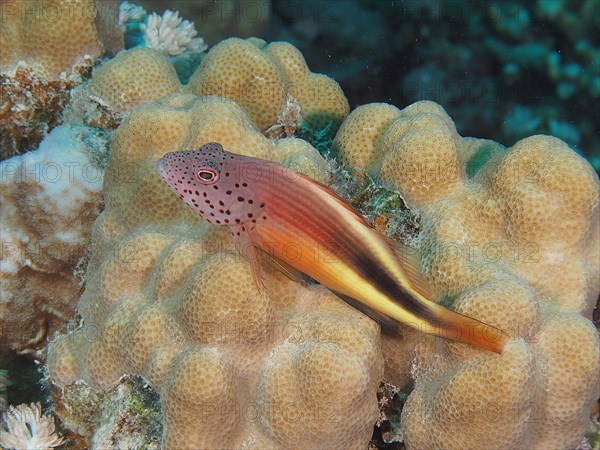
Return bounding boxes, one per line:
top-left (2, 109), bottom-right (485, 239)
top-left (156, 142), bottom-right (266, 227)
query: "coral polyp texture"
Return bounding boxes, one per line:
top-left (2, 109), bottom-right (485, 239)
top-left (47, 94), bottom-right (382, 448)
top-left (333, 100), bottom-right (600, 449)
top-left (0, 0), bottom-right (123, 81)
top-left (186, 37), bottom-right (349, 135)
top-left (86, 48), bottom-right (183, 113)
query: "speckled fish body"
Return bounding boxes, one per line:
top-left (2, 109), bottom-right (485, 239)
top-left (157, 143), bottom-right (508, 353)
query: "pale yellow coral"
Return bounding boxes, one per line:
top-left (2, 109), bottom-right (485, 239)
top-left (0, 0), bottom-right (123, 80)
top-left (187, 38), bottom-right (349, 134)
top-left (87, 48), bottom-right (183, 113)
top-left (332, 100), bottom-right (600, 449)
top-left (47, 94), bottom-right (382, 449)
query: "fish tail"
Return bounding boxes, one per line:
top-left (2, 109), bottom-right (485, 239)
top-left (426, 303), bottom-right (509, 353)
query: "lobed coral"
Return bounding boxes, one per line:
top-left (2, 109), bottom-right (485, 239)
top-left (187, 37), bottom-right (349, 136)
top-left (85, 48), bottom-right (183, 113)
top-left (0, 125), bottom-right (104, 357)
top-left (333, 100), bottom-right (600, 449)
top-left (47, 94), bottom-right (382, 448)
top-left (0, 0), bottom-right (123, 81)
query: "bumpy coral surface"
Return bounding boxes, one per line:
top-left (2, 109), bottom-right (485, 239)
top-left (0, 125), bottom-right (104, 357)
top-left (0, 0), bottom-right (123, 81)
top-left (333, 100), bottom-right (600, 449)
top-left (86, 48), bottom-right (183, 113)
top-left (47, 94), bottom-right (382, 448)
top-left (187, 37), bottom-right (349, 135)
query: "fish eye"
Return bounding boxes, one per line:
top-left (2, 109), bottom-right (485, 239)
top-left (196, 167), bottom-right (219, 184)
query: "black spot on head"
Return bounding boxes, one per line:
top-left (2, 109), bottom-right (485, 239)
top-left (224, 219), bottom-right (229, 223)
top-left (205, 200), bottom-right (210, 204)
top-left (226, 190), bottom-right (232, 195)
top-left (235, 183), bottom-right (240, 188)
top-left (203, 192), bottom-right (207, 197)
top-left (248, 213), bottom-right (253, 218)
top-left (242, 182), bottom-right (248, 187)
top-left (213, 186), bottom-right (219, 190)
top-left (226, 210), bottom-right (231, 215)
top-left (248, 199), bottom-right (254, 204)
top-left (235, 219), bottom-right (241, 223)
top-left (260, 203), bottom-right (265, 208)
top-left (237, 196), bottom-right (244, 202)
top-left (219, 200), bottom-right (224, 206)
top-left (215, 220), bottom-right (221, 224)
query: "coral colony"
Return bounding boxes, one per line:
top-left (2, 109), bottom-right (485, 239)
top-left (0, 1), bottom-right (598, 449)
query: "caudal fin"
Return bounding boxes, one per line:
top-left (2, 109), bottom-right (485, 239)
top-left (428, 304), bottom-right (509, 353)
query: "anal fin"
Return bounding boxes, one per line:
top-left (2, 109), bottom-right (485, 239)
top-left (232, 225), bottom-right (265, 293)
top-left (331, 290), bottom-right (398, 332)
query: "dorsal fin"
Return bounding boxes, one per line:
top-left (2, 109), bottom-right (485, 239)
top-left (296, 172), bottom-right (371, 227)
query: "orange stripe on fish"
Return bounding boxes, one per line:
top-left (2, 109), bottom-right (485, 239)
top-left (156, 142), bottom-right (509, 353)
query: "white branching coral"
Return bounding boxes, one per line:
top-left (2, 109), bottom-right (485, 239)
top-left (118, 1), bottom-right (147, 28)
top-left (0, 403), bottom-right (63, 449)
top-left (141, 10), bottom-right (207, 56)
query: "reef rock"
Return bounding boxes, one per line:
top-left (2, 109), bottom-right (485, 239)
top-left (0, 125), bottom-right (104, 357)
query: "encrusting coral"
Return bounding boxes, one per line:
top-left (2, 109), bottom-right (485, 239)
top-left (0, 125), bottom-right (104, 357)
top-left (332, 100), bottom-right (600, 449)
top-left (47, 94), bottom-right (382, 448)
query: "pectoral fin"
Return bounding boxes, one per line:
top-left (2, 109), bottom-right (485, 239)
top-left (232, 226), bottom-right (265, 293)
top-left (258, 248), bottom-right (307, 283)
